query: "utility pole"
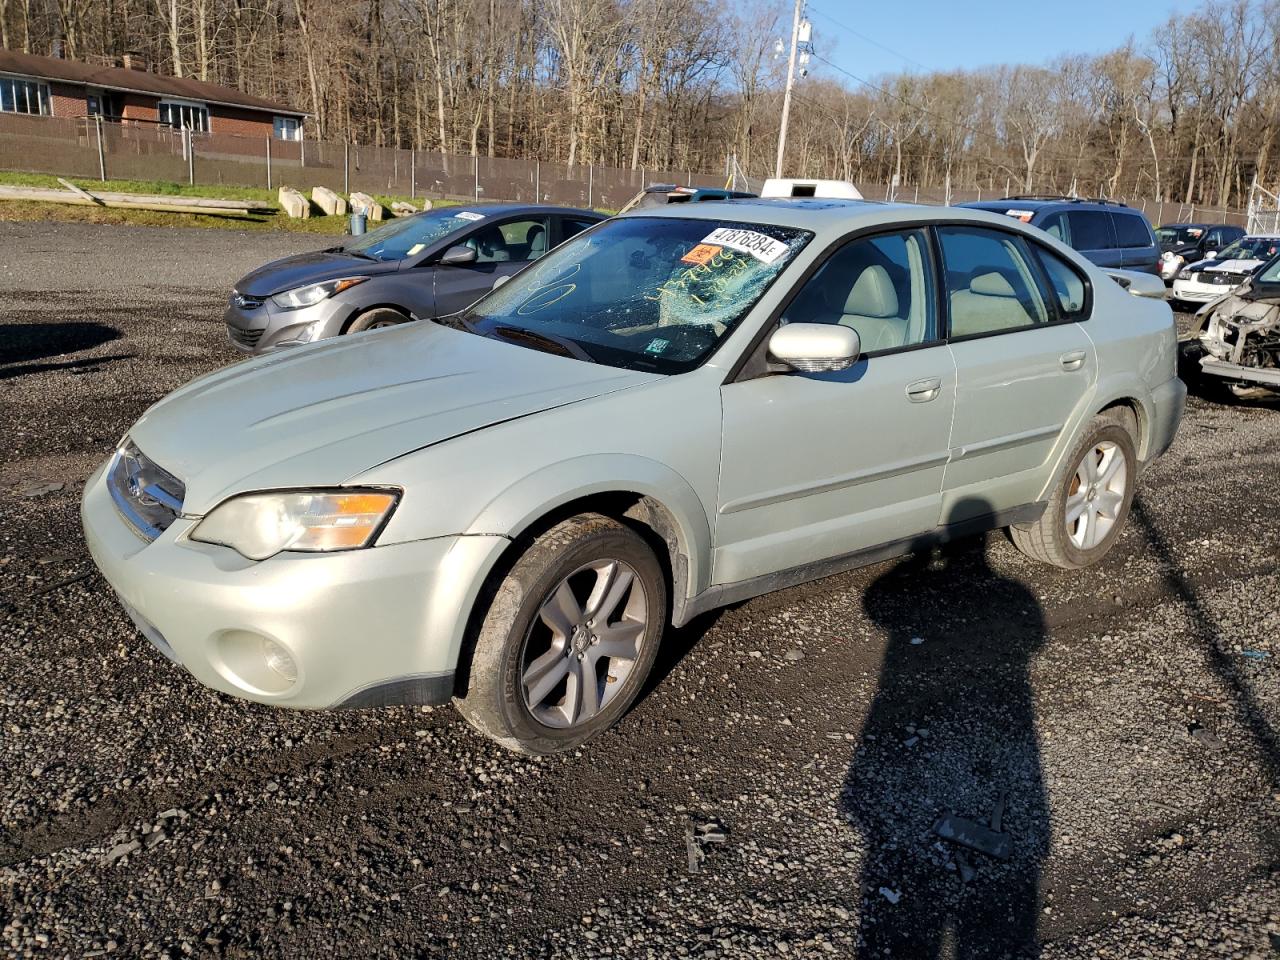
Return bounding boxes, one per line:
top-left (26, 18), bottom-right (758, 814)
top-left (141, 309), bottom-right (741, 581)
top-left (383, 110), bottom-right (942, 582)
top-left (774, 0), bottom-right (803, 179)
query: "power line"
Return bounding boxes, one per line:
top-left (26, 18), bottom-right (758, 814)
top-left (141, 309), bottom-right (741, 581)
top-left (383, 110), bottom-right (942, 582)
top-left (807, 4), bottom-right (928, 72)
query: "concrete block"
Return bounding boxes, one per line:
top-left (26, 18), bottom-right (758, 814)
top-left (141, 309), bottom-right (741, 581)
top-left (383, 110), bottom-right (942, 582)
top-left (312, 186), bottom-right (348, 217)
top-left (278, 186), bottom-right (310, 219)
top-left (421, 198), bottom-right (434, 211)
top-left (391, 201), bottom-right (418, 217)
top-left (349, 192), bottom-right (385, 221)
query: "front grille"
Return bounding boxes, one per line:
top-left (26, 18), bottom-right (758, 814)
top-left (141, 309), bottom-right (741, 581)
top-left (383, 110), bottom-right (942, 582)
top-left (1207, 272), bottom-right (1244, 286)
top-left (107, 439), bottom-right (185, 541)
top-left (227, 324), bottom-right (264, 348)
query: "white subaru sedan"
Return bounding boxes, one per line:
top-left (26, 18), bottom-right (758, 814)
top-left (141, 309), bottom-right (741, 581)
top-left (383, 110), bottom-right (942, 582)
top-left (83, 200), bottom-right (1185, 754)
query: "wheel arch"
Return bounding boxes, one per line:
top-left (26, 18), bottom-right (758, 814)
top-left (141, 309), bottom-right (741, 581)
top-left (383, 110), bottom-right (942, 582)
top-left (339, 302), bottom-right (414, 334)
top-left (465, 456), bottom-right (713, 623)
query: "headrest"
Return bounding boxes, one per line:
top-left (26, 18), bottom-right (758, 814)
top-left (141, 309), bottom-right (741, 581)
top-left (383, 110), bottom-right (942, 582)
top-left (843, 265), bottom-right (899, 318)
top-left (969, 271), bottom-right (1016, 297)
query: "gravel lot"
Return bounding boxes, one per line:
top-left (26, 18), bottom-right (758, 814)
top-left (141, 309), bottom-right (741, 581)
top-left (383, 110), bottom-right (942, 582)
top-left (1, 221), bottom-right (1277, 959)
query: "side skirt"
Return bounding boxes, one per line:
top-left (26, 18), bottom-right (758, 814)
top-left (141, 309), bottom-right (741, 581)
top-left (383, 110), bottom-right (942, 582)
top-left (674, 503), bottom-right (1046, 626)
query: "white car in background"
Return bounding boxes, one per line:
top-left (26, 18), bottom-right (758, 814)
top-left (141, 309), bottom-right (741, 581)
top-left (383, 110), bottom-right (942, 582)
top-left (1171, 234), bottom-right (1280, 307)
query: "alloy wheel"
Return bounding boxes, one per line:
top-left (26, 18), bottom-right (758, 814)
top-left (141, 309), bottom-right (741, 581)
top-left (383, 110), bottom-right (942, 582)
top-left (519, 559), bottom-right (648, 729)
top-left (1065, 440), bottom-right (1127, 550)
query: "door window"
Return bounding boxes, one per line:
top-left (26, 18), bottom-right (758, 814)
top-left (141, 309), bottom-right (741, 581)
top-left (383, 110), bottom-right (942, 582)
top-left (561, 218), bottom-right (597, 243)
top-left (1111, 212), bottom-right (1154, 249)
top-left (1038, 212), bottom-right (1069, 243)
top-left (1065, 211), bottom-right (1114, 251)
top-left (780, 229), bottom-right (937, 353)
top-left (937, 226), bottom-right (1050, 337)
top-left (466, 218), bottom-right (548, 263)
top-left (1034, 247), bottom-right (1089, 320)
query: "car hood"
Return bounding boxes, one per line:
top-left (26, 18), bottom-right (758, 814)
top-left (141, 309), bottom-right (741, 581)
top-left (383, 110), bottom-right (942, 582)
top-left (234, 249), bottom-right (401, 297)
top-left (1200, 258), bottom-right (1264, 273)
top-left (129, 323), bottom-right (659, 513)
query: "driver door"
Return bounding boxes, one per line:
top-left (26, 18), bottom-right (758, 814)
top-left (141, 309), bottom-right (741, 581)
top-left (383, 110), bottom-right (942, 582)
top-left (714, 228), bottom-right (957, 585)
top-left (433, 217), bottom-right (549, 316)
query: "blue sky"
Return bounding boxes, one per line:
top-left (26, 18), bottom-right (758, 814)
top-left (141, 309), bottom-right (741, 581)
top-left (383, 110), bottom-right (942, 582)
top-left (809, 0), bottom-right (1204, 81)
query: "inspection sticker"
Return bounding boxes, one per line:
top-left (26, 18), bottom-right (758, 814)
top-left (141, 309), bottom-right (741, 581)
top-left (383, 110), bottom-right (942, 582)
top-left (1004, 209), bottom-right (1035, 222)
top-left (700, 228), bottom-right (788, 264)
top-left (680, 243), bottom-right (723, 265)
top-left (453, 211), bottom-right (485, 221)
top-left (407, 243), bottom-right (426, 256)
top-left (644, 337), bottom-right (670, 355)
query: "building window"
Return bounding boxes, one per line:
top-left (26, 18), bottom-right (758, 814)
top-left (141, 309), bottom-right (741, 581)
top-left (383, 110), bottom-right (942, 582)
top-left (274, 116), bottom-right (302, 141)
top-left (158, 100), bottom-right (209, 133)
top-left (0, 76), bottom-right (51, 115)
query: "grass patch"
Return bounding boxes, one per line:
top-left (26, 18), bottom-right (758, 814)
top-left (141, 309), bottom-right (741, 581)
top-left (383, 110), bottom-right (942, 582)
top-left (0, 170), bottom-right (461, 234)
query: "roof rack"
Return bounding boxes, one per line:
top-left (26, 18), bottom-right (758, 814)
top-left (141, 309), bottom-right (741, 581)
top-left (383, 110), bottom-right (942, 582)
top-left (1003, 195), bottom-right (1130, 207)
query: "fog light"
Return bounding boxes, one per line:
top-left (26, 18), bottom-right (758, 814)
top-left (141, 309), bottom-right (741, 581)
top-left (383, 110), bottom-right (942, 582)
top-left (262, 637), bottom-right (298, 682)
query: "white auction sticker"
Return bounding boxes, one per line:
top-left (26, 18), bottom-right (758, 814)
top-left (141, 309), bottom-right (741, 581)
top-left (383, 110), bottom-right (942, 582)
top-left (700, 227), bottom-right (789, 264)
top-left (453, 211), bottom-right (485, 221)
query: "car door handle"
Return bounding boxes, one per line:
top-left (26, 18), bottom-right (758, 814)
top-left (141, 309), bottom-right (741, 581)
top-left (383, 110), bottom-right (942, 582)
top-left (1059, 350), bottom-right (1087, 372)
top-left (906, 377), bottom-right (942, 403)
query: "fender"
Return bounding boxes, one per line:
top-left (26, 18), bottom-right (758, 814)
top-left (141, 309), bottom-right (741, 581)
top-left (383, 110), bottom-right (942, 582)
top-left (465, 453), bottom-right (714, 623)
top-left (1034, 373), bottom-right (1153, 503)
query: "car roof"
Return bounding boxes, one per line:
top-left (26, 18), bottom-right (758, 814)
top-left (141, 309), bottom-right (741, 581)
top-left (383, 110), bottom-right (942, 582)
top-left (613, 197), bottom-right (1048, 236)
top-left (960, 198), bottom-right (1140, 214)
top-left (442, 203), bottom-right (601, 218)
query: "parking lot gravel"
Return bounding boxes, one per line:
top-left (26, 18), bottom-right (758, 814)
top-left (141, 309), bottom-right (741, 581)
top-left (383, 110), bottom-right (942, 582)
top-left (1, 221), bottom-right (1277, 958)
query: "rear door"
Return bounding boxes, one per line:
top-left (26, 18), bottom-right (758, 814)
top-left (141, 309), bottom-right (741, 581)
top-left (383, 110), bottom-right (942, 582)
top-left (940, 225), bottom-right (1096, 517)
top-left (1066, 210), bottom-right (1121, 268)
top-left (433, 216), bottom-right (550, 316)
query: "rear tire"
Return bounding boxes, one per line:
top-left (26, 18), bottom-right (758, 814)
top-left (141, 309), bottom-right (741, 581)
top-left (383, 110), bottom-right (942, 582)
top-left (346, 307), bottom-right (408, 334)
top-left (454, 514), bottom-right (667, 755)
top-left (1010, 408), bottom-right (1137, 569)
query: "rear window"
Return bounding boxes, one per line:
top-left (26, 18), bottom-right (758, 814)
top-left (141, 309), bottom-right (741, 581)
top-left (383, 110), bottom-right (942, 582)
top-left (1066, 211), bottom-right (1114, 250)
top-left (1112, 213), bottom-right (1154, 248)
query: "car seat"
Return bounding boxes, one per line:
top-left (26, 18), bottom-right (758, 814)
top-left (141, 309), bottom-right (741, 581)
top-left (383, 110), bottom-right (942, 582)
top-left (525, 223), bottom-right (547, 260)
top-left (837, 265), bottom-right (908, 351)
top-left (949, 270), bottom-right (1035, 336)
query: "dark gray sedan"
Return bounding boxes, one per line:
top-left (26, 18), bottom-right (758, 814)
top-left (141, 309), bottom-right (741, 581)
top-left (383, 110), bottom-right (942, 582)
top-left (224, 203), bottom-right (603, 354)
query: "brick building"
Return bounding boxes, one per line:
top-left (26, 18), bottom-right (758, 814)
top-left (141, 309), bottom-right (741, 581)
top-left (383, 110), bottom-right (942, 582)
top-left (0, 48), bottom-right (306, 140)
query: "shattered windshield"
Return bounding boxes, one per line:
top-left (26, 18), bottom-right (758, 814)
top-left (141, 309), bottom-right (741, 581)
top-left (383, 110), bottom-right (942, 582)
top-left (458, 216), bottom-right (811, 373)
top-left (343, 208), bottom-right (489, 261)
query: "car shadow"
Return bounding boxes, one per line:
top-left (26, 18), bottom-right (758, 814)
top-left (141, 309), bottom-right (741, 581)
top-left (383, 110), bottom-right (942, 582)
top-left (1129, 497), bottom-right (1278, 783)
top-left (842, 498), bottom-right (1049, 959)
top-left (0, 321), bottom-right (123, 367)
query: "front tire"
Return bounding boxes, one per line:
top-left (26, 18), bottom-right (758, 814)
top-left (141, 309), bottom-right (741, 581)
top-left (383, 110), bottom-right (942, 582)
top-left (455, 514), bottom-right (667, 754)
top-left (1010, 409), bottom-right (1137, 569)
top-left (346, 307), bottom-right (408, 334)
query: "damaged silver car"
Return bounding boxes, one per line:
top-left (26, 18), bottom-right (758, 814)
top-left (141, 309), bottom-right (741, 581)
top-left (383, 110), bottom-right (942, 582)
top-left (1188, 253), bottom-right (1280, 397)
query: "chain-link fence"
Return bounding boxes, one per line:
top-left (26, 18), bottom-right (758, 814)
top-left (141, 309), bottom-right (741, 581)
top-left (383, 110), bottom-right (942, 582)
top-left (0, 114), bottom-right (1251, 224)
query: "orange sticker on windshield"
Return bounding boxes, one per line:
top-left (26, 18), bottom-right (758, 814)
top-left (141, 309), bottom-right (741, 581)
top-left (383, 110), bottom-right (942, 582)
top-left (681, 243), bottom-right (723, 265)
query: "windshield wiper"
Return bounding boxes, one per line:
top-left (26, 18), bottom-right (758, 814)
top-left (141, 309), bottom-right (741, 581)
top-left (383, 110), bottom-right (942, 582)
top-left (490, 325), bottom-right (596, 363)
top-left (434, 312), bottom-right (474, 332)
top-left (343, 250), bottom-right (379, 261)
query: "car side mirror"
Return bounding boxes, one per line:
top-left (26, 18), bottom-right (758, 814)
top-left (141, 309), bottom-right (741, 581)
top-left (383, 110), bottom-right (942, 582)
top-left (440, 245), bottom-right (478, 266)
top-left (767, 323), bottom-right (860, 373)
top-left (1205, 250), bottom-right (1217, 259)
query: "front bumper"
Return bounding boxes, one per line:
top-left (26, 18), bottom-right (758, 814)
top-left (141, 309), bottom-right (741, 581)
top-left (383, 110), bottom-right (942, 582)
top-left (1199, 357), bottom-right (1280, 388)
top-left (81, 460), bottom-right (508, 709)
top-left (1170, 279), bottom-right (1232, 303)
top-left (224, 296), bottom-right (352, 355)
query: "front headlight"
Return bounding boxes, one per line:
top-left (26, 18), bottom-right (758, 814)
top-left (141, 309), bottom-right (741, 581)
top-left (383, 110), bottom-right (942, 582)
top-left (190, 489), bottom-right (399, 560)
top-left (271, 277), bottom-right (368, 310)
top-left (1177, 267), bottom-right (1194, 280)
